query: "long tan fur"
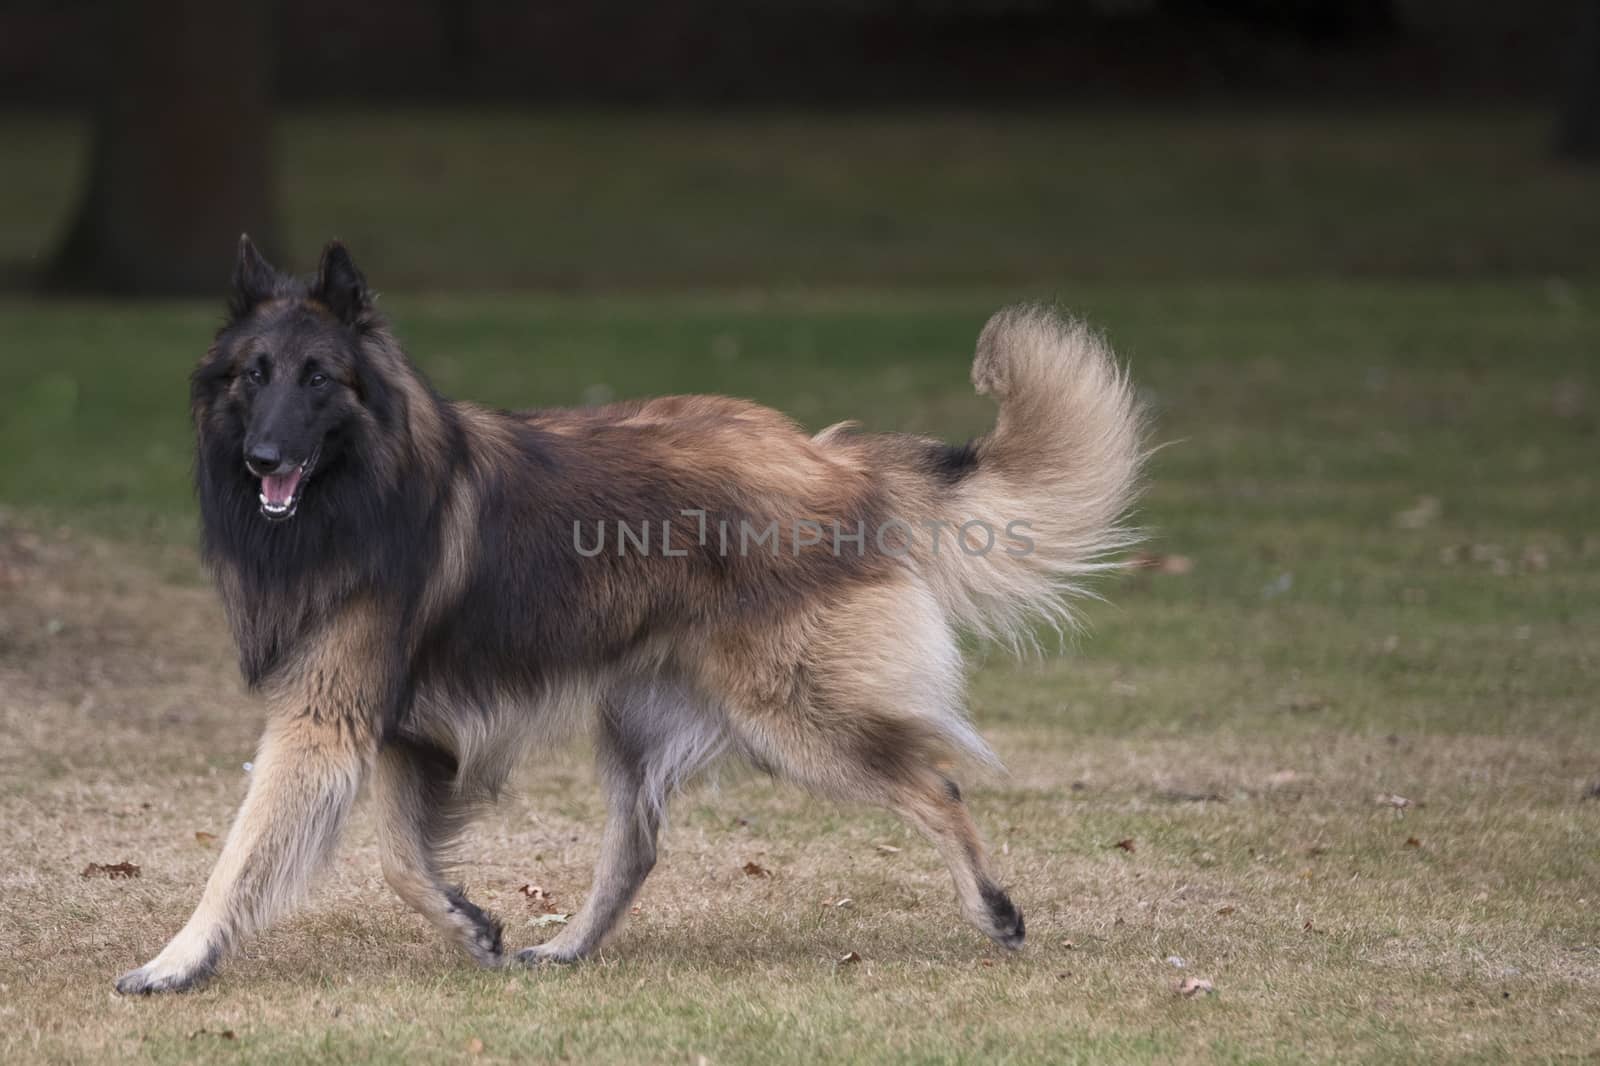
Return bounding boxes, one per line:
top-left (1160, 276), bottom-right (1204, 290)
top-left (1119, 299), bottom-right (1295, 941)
top-left (929, 304), bottom-right (1145, 644)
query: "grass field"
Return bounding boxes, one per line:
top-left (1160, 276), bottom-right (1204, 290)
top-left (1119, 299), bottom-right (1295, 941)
top-left (1, 109), bottom-right (1598, 1064)
top-left (4, 110), bottom-right (1599, 287)
top-left (2, 281), bottom-right (1597, 1064)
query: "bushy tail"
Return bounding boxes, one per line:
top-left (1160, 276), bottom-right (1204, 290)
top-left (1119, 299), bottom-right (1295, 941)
top-left (923, 304), bottom-right (1146, 646)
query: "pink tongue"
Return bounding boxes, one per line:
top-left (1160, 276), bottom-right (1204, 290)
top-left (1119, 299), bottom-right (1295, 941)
top-left (262, 466), bottom-right (302, 506)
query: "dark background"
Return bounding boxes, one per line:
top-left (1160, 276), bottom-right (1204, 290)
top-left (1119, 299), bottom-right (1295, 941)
top-left (1, 1), bottom-right (1586, 105)
top-left (2, 0), bottom-right (1597, 295)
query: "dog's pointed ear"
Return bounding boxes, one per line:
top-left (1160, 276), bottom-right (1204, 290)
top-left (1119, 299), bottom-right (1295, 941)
top-left (229, 234), bottom-right (279, 321)
top-left (311, 240), bottom-right (372, 326)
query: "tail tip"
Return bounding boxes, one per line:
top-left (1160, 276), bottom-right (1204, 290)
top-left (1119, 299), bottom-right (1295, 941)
top-left (972, 303), bottom-right (1093, 402)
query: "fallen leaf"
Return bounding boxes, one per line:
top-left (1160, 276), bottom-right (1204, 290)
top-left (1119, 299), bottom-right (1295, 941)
top-left (466, 1037), bottom-right (485, 1055)
top-left (1061, 939), bottom-right (1076, 949)
top-left (979, 958), bottom-right (995, 968)
top-left (81, 861), bottom-right (140, 879)
top-left (1405, 836), bottom-right (1421, 848)
top-left (1128, 552), bottom-right (1194, 575)
top-left (194, 831), bottom-right (217, 846)
top-left (1166, 955), bottom-right (1187, 968)
top-left (518, 884), bottom-right (559, 912)
top-left (742, 861), bottom-right (770, 878)
top-left (1375, 793), bottom-right (1411, 810)
top-left (1113, 838), bottom-right (1136, 853)
top-left (874, 844), bottom-right (902, 854)
top-left (1306, 845), bottom-right (1328, 857)
top-left (837, 951), bottom-right (861, 965)
top-left (630, 903), bottom-right (642, 916)
top-left (1176, 977), bottom-right (1214, 997)
top-left (1303, 919), bottom-right (1316, 933)
top-left (528, 913), bottom-right (570, 928)
top-left (1215, 906), bottom-right (1235, 916)
top-left (823, 897), bottom-right (853, 909)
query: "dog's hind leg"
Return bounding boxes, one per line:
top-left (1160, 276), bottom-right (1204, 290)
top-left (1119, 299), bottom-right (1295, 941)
top-left (373, 738), bottom-right (503, 967)
top-left (514, 760), bottom-right (658, 966)
top-left (721, 584), bottom-right (1023, 951)
top-left (741, 708), bottom-right (1024, 951)
top-left (888, 768), bottom-right (1024, 949)
top-left (516, 680), bottom-right (723, 965)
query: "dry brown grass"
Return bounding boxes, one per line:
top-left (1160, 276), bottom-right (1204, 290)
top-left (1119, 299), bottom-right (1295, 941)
top-left (1, 509), bottom-right (1597, 1066)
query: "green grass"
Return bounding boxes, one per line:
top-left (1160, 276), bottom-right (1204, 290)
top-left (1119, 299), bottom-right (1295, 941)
top-left (1, 281), bottom-right (1597, 1064)
top-left (3, 110), bottom-right (1598, 286)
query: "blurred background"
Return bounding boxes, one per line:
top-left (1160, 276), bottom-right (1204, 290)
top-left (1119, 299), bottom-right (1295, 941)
top-left (1, 0), bottom-right (1597, 294)
top-left (2, 0), bottom-right (1597, 569)
top-left (2, 0), bottom-right (1597, 534)
top-left (3, 8), bottom-right (1599, 1060)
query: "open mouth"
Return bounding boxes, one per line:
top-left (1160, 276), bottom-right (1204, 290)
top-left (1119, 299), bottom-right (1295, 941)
top-left (257, 447), bottom-right (320, 522)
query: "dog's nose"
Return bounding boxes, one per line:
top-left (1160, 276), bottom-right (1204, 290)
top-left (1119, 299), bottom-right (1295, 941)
top-left (246, 442), bottom-right (285, 474)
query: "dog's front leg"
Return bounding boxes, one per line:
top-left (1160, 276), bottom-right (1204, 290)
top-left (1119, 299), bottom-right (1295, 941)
top-left (116, 624), bottom-right (385, 994)
top-left (114, 713), bottom-right (372, 993)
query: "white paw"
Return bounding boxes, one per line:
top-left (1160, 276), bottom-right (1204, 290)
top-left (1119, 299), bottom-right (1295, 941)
top-left (114, 954), bottom-right (214, 995)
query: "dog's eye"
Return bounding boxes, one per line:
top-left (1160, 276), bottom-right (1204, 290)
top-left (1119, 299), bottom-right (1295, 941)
top-left (307, 372), bottom-right (329, 389)
top-left (246, 367), bottom-right (265, 385)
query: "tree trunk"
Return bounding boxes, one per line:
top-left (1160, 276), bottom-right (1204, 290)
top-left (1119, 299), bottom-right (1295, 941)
top-left (47, 0), bottom-right (280, 295)
top-left (1556, 0), bottom-right (1600, 162)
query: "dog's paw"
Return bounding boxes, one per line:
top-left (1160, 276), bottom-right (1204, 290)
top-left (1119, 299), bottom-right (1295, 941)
top-left (977, 882), bottom-right (1026, 951)
top-left (991, 906), bottom-right (1026, 951)
top-left (512, 944), bottom-right (583, 967)
top-left (443, 888), bottom-right (506, 968)
top-left (468, 931), bottom-right (506, 969)
top-left (114, 959), bottom-right (210, 996)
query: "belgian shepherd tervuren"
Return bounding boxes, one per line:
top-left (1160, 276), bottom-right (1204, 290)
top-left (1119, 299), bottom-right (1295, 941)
top-left (115, 237), bottom-right (1142, 993)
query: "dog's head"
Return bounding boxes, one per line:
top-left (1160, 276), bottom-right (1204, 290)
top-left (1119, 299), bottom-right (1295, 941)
top-left (193, 236), bottom-right (385, 523)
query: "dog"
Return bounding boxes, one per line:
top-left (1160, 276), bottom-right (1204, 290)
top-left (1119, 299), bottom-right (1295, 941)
top-left (114, 237), bottom-right (1142, 994)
